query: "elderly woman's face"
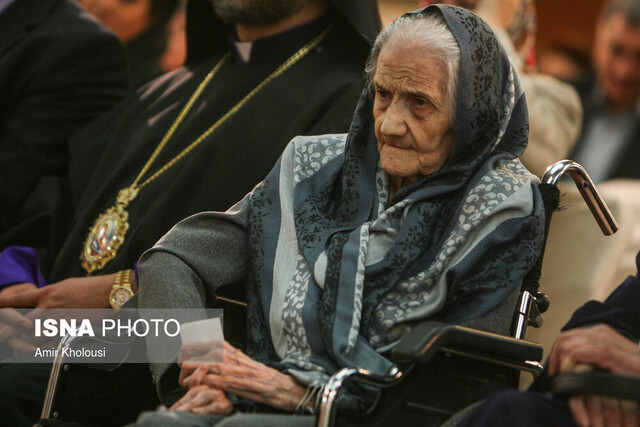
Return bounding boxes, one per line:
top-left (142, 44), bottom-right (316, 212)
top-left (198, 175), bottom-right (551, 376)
top-left (373, 41), bottom-right (455, 182)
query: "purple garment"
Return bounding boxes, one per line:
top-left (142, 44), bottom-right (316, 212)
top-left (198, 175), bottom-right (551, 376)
top-left (134, 261), bottom-right (139, 286)
top-left (0, 246), bottom-right (47, 288)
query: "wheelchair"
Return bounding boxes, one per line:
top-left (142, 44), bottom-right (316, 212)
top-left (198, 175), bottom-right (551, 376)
top-left (316, 159), bottom-right (620, 426)
top-left (36, 160), bottom-right (621, 426)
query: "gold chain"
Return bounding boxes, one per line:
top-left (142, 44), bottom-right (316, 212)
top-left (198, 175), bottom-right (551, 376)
top-left (127, 24), bottom-right (333, 198)
top-left (130, 56), bottom-right (228, 191)
top-left (81, 25), bottom-right (333, 274)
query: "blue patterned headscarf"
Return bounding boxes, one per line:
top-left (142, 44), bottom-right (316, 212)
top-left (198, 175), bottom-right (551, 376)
top-left (244, 5), bottom-right (544, 384)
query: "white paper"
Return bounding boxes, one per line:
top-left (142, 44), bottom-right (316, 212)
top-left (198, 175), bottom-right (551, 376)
top-left (179, 317), bottom-right (224, 363)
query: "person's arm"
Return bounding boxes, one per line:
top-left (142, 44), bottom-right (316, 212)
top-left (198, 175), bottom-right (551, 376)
top-left (0, 273), bottom-right (117, 353)
top-left (549, 324), bottom-right (640, 377)
top-left (547, 325), bottom-right (640, 427)
top-left (137, 195), bottom-right (252, 392)
top-left (560, 252), bottom-right (640, 338)
top-left (137, 195), bottom-right (251, 310)
top-left (542, 252), bottom-right (640, 426)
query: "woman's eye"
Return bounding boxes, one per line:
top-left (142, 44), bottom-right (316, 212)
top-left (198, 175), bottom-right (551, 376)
top-left (415, 97), bottom-right (427, 106)
top-left (376, 88), bottom-right (389, 99)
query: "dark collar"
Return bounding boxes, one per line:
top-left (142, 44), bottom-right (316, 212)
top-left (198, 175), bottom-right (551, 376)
top-left (227, 14), bottom-right (330, 64)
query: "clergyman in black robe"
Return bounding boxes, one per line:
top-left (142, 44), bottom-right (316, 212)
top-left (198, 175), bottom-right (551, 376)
top-left (0, 0), bottom-right (381, 425)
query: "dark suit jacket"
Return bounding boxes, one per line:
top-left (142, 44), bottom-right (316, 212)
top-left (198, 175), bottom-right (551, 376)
top-left (0, 0), bottom-right (130, 235)
top-left (569, 76), bottom-right (640, 180)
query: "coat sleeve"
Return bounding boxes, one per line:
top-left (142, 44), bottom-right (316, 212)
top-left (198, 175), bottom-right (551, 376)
top-left (137, 194), bottom-right (251, 310)
top-left (137, 195), bottom-right (251, 390)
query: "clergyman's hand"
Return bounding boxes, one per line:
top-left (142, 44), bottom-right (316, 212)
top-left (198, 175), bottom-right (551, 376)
top-left (0, 283), bottom-right (38, 298)
top-left (0, 276), bottom-right (115, 354)
top-left (0, 275), bottom-right (115, 309)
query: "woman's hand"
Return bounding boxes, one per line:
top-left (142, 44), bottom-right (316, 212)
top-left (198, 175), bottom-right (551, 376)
top-left (170, 384), bottom-right (233, 415)
top-left (0, 275), bottom-right (116, 309)
top-left (179, 341), bottom-right (313, 413)
top-left (548, 324), bottom-right (640, 427)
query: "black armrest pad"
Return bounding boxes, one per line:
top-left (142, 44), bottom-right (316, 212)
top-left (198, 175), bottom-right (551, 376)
top-left (391, 321), bottom-right (542, 364)
top-left (552, 372), bottom-right (640, 402)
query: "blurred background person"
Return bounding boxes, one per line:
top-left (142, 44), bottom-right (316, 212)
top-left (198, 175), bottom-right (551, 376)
top-left (78, 0), bottom-right (181, 88)
top-left (568, 0), bottom-right (640, 184)
top-left (160, 0), bottom-right (186, 72)
top-left (418, 0), bottom-right (583, 178)
top-left (0, 0), bottom-right (130, 238)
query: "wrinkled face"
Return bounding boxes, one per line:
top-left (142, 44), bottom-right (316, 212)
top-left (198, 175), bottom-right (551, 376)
top-left (211, 0), bottom-right (310, 25)
top-left (594, 14), bottom-right (640, 110)
top-left (373, 41), bottom-right (455, 182)
top-left (79, 0), bottom-right (151, 42)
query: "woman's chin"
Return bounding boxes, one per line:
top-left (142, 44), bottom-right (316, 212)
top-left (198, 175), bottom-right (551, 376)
top-left (381, 161), bottom-right (413, 180)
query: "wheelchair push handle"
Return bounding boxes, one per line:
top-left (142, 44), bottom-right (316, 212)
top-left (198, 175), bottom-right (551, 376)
top-left (542, 160), bottom-right (618, 236)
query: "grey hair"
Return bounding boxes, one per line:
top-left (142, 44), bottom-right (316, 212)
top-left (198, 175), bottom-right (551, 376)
top-left (601, 0), bottom-right (640, 26)
top-left (364, 11), bottom-right (461, 125)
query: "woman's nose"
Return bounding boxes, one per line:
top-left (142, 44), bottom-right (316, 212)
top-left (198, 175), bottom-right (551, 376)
top-left (380, 103), bottom-right (407, 136)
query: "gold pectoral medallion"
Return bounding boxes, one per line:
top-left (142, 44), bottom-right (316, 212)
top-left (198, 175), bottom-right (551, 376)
top-left (78, 27), bottom-right (331, 275)
top-left (80, 188), bottom-right (137, 274)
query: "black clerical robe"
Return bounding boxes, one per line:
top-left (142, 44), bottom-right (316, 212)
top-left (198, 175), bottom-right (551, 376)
top-left (46, 10), bottom-right (372, 282)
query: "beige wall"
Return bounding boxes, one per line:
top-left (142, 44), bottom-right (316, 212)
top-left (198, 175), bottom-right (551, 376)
top-left (536, 0), bottom-right (604, 56)
top-left (376, 0), bottom-right (605, 63)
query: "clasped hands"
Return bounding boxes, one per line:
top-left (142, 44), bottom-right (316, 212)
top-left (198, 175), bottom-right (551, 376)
top-left (171, 341), bottom-right (313, 415)
top-left (549, 324), bottom-right (640, 427)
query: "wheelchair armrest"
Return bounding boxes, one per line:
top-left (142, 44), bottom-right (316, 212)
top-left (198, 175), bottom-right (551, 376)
top-left (391, 321), bottom-right (543, 367)
top-left (552, 371), bottom-right (640, 402)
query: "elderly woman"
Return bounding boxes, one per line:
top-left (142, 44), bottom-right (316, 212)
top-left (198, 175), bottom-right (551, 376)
top-left (134, 4), bottom-right (544, 426)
